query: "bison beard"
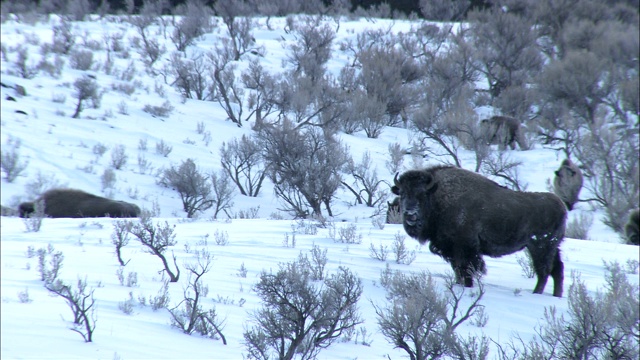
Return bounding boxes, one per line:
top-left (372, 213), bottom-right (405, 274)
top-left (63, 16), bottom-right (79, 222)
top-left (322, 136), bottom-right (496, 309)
top-left (19, 189), bottom-right (140, 218)
top-left (392, 166), bottom-right (567, 297)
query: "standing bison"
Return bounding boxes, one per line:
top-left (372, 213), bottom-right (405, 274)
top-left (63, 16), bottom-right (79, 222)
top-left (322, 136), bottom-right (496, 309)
top-left (480, 115), bottom-right (528, 150)
top-left (553, 159), bottom-right (583, 211)
top-left (392, 166), bottom-right (567, 297)
top-left (19, 189), bottom-right (140, 218)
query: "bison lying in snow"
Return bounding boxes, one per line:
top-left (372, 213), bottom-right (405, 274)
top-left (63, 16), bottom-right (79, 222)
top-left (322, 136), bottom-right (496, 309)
top-left (392, 166), bottom-right (567, 297)
top-left (19, 189), bottom-right (140, 218)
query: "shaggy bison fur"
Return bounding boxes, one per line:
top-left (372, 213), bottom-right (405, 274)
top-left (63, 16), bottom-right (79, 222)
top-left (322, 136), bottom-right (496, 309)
top-left (19, 189), bottom-right (140, 218)
top-left (625, 209), bottom-right (639, 246)
top-left (392, 166), bottom-right (567, 297)
top-left (480, 115), bottom-right (527, 150)
top-left (553, 159), bottom-right (583, 211)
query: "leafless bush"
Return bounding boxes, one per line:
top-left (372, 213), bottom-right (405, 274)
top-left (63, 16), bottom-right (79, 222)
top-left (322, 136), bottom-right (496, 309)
top-left (12, 44), bottom-right (38, 79)
top-left (243, 257), bottom-right (362, 360)
top-left (214, 0), bottom-right (258, 61)
top-left (1, 135), bottom-right (29, 183)
top-left (101, 168), bottom-right (116, 193)
top-left (69, 49), bottom-right (94, 70)
top-left (213, 229), bottom-right (229, 246)
top-left (566, 212), bottom-right (593, 240)
top-left (142, 100), bottom-right (174, 118)
top-left (23, 199), bottom-right (45, 232)
top-left (171, 0), bottom-right (213, 52)
top-left (155, 139), bottom-right (173, 157)
top-left (118, 292), bottom-right (136, 315)
top-left (110, 144), bottom-right (128, 170)
top-left (495, 265), bottom-right (639, 359)
top-left (391, 232), bottom-right (416, 265)
top-left (71, 76), bottom-right (101, 119)
top-left (481, 151), bottom-right (527, 191)
top-left (260, 120), bottom-right (349, 218)
top-left (159, 159), bottom-right (214, 218)
top-left (342, 151), bottom-right (387, 207)
top-left (386, 142), bottom-right (405, 175)
top-left (111, 220), bottom-right (132, 266)
top-left (51, 20), bottom-right (75, 55)
top-left (45, 276), bottom-right (97, 342)
top-left (210, 170), bottom-right (236, 219)
top-left (374, 268), bottom-right (488, 360)
top-left (37, 244), bottom-right (64, 283)
top-left (515, 252), bottom-right (535, 279)
top-left (149, 280), bottom-right (171, 311)
top-left (369, 242), bottom-right (389, 261)
top-left (127, 213), bottom-right (180, 282)
top-left (219, 134), bottom-right (267, 197)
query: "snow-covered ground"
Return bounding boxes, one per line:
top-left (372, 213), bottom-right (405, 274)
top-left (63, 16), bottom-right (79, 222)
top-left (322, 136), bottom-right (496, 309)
top-left (1, 13), bottom-right (636, 359)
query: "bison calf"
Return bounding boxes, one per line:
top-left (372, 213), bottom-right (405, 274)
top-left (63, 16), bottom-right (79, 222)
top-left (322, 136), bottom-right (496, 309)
top-left (392, 166), bottom-right (567, 297)
top-left (19, 189), bottom-right (140, 218)
top-left (553, 159), bottom-right (583, 211)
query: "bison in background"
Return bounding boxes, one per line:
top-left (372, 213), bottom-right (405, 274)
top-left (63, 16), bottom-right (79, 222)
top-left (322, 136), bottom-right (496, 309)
top-left (625, 209), bottom-right (639, 245)
top-left (385, 197), bottom-right (402, 224)
top-left (392, 166), bottom-right (567, 297)
top-left (553, 159), bottom-right (583, 211)
top-left (19, 189), bottom-right (140, 218)
top-left (480, 115), bottom-right (528, 150)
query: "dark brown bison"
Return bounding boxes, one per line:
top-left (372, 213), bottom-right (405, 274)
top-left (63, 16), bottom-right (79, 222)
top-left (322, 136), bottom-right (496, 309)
top-left (553, 159), bottom-right (583, 211)
top-left (19, 189), bottom-right (140, 218)
top-left (625, 209), bottom-right (639, 245)
top-left (392, 166), bottom-right (567, 297)
top-left (385, 197), bottom-right (402, 224)
top-left (480, 115), bottom-right (527, 150)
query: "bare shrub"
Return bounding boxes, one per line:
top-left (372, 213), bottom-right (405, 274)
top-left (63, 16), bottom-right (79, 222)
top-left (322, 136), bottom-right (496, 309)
top-left (69, 49), bottom-right (94, 70)
top-left (374, 268), bottom-right (488, 360)
top-left (127, 213), bottom-right (180, 282)
top-left (210, 170), bottom-right (236, 220)
top-left (23, 199), bottom-right (46, 233)
top-left (243, 257), bottom-right (363, 360)
top-left (71, 76), bottom-right (101, 119)
top-left (111, 220), bottom-right (132, 266)
top-left (171, 0), bottom-right (213, 52)
top-left (1, 135), bottom-right (29, 183)
top-left (369, 242), bottom-right (389, 261)
top-left (214, 0), bottom-right (258, 60)
top-left (45, 277), bottom-right (97, 342)
top-left (159, 159), bottom-right (214, 218)
top-left (481, 151), bottom-right (527, 191)
top-left (386, 142), bottom-right (405, 175)
top-left (342, 151), bottom-right (387, 208)
top-left (142, 100), bottom-right (174, 118)
top-left (118, 292), bottom-right (136, 315)
top-left (332, 223), bottom-right (362, 244)
top-left (101, 168), bottom-right (117, 193)
top-left (155, 139), bottom-right (173, 157)
top-left (566, 212), bottom-right (594, 240)
top-left (12, 44), bottom-right (38, 79)
top-left (37, 244), bottom-right (64, 283)
top-left (260, 120), bottom-right (349, 218)
top-left (219, 134), bottom-right (267, 197)
top-left (391, 232), bottom-right (416, 265)
top-left (110, 144), bottom-right (128, 170)
top-left (51, 20), bottom-right (75, 55)
top-left (496, 265), bottom-right (639, 359)
top-left (515, 252), bottom-right (535, 279)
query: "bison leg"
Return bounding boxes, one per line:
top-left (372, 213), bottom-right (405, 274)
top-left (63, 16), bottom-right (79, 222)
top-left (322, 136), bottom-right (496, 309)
top-left (550, 251), bottom-right (564, 297)
top-left (450, 252), bottom-right (486, 288)
top-left (528, 242), bottom-right (563, 297)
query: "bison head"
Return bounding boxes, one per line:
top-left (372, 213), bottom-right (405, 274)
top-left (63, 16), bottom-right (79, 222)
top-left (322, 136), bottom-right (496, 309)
top-left (391, 170), bottom-right (437, 243)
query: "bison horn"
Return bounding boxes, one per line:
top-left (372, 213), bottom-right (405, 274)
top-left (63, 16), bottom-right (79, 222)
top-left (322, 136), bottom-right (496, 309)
top-left (394, 172), bottom-right (400, 187)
